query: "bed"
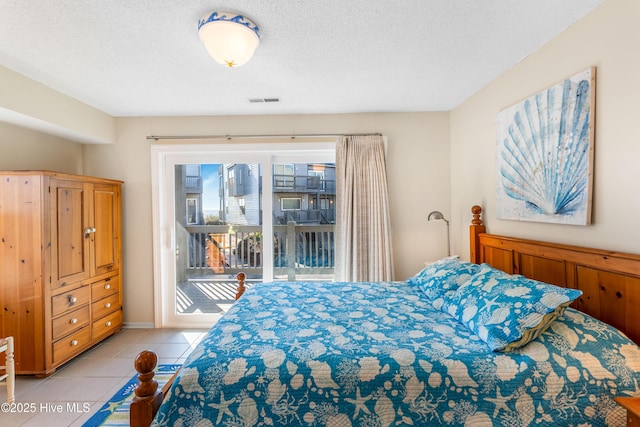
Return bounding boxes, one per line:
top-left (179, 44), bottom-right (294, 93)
top-left (131, 205), bottom-right (640, 426)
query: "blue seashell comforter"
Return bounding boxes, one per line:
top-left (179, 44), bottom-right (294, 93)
top-left (152, 280), bottom-right (640, 426)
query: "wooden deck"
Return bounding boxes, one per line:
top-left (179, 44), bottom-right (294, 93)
top-left (176, 281), bottom-right (243, 314)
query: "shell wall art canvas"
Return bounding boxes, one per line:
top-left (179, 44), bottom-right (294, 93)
top-left (496, 67), bottom-right (595, 225)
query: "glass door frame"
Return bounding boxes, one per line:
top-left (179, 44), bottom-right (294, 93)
top-left (151, 141), bottom-right (335, 327)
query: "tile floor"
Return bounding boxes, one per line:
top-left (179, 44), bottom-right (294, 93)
top-left (0, 327), bottom-right (209, 427)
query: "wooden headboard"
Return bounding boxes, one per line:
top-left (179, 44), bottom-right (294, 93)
top-left (469, 205), bottom-right (640, 345)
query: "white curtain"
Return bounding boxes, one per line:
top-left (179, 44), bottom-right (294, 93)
top-left (335, 135), bottom-right (394, 281)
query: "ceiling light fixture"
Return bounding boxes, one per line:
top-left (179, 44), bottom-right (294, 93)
top-left (198, 11), bottom-right (260, 68)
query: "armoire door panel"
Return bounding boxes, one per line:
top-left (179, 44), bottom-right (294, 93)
top-left (52, 181), bottom-right (90, 289)
top-left (93, 187), bottom-right (118, 275)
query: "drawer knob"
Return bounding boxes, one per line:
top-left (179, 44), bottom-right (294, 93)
top-left (70, 339), bottom-right (78, 346)
top-left (70, 318), bottom-right (78, 324)
top-left (105, 302), bottom-right (111, 308)
top-left (104, 284), bottom-right (111, 290)
top-left (105, 321), bottom-right (112, 327)
top-left (67, 295), bottom-right (78, 305)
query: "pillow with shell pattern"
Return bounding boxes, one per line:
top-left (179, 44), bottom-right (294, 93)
top-left (408, 256), bottom-right (484, 309)
top-left (441, 266), bottom-right (582, 352)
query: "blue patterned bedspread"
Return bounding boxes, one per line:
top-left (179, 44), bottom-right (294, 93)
top-left (152, 280), bottom-right (640, 426)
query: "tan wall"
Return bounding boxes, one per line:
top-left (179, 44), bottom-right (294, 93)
top-left (450, 0), bottom-right (640, 259)
top-left (83, 112), bottom-right (451, 324)
top-left (0, 121), bottom-right (84, 173)
top-left (0, 65), bottom-right (115, 144)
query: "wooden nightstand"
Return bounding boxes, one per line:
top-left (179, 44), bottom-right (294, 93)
top-left (615, 397), bottom-right (640, 425)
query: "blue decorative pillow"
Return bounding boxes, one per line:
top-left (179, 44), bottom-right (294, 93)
top-left (442, 267), bottom-right (582, 352)
top-left (408, 257), bottom-right (483, 309)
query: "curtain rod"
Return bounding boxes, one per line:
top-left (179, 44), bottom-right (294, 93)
top-left (146, 132), bottom-right (382, 141)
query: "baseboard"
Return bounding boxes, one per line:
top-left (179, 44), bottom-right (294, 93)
top-left (123, 322), bottom-right (156, 329)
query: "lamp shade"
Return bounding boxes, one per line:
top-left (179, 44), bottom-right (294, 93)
top-left (427, 211), bottom-right (449, 224)
top-left (198, 11), bottom-right (260, 68)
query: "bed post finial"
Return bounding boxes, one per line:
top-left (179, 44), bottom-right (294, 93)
top-left (471, 205), bottom-right (483, 226)
top-left (131, 350), bottom-right (163, 427)
top-left (236, 272), bottom-right (246, 300)
top-left (469, 205), bottom-right (486, 264)
top-left (134, 350), bottom-right (158, 397)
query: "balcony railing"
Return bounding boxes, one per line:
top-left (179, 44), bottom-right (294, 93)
top-left (184, 175), bottom-right (202, 191)
top-left (273, 174), bottom-right (336, 193)
top-left (184, 222), bottom-right (335, 280)
top-left (275, 209), bottom-right (335, 224)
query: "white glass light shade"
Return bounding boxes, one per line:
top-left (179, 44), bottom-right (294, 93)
top-left (198, 11), bottom-right (260, 68)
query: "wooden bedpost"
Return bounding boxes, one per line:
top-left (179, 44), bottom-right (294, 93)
top-left (469, 205), bottom-right (485, 264)
top-left (130, 350), bottom-right (163, 427)
top-left (236, 272), bottom-right (246, 300)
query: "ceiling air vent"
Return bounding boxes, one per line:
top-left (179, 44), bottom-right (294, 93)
top-left (249, 97), bottom-right (280, 103)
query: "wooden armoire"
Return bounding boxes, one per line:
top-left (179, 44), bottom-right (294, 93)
top-left (0, 171), bottom-right (123, 375)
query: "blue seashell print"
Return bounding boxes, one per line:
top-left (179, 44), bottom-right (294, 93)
top-left (496, 68), bottom-right (594, 225)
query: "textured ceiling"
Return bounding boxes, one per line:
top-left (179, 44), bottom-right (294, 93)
top-left (0, 0), bottom-right (604, 117)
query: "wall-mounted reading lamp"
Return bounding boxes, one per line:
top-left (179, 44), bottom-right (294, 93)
top-left (427, 210), bottom-right (450, 256)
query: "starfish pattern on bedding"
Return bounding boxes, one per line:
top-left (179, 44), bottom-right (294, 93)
top-left (484, 386), bottom-right (513, 418)
top-left (482, 294), bottom-right (501, 313)
top-left (345, 387), bottom-right (372, 418)
top-left (208, 391), bottom-right (236, 424)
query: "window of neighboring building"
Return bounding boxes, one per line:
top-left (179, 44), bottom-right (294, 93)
top-left (185, 164), bottom-right (200, 176)
top-left (186, 198), bottom-right (198, 224)
top-left (238, 197), bottom-right (246, 214)
top-left (319, 197), bottom-right (332, 210)
top-left (228, 167), bottom-right (235, 191)
top-left (228, 165), bottom-right (246, 196)
top-left (274, 164), bottom-right (295, 188)
top-left (281, 197), bottom-right (301, 211)
top-left (307, 169), bottom-right (324, 190)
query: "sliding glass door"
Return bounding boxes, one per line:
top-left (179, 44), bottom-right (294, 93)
top-left (151, 142), bottom-right (335, 327)
top-left (174, 162), bottom-right (263, 320)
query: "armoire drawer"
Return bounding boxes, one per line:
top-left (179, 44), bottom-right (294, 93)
top-left (53, 326), bottom-right (91, 365)
top-left (52, 305), bottom-right (90, 340)
top-left (91, 275), bottom-right (119, 301)
top-left (51, 285), bottom-right (90, 317)
top-left (92, 310), bottom-right (122, 340)
top-left (92, 292), bottom-right (121, 319)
